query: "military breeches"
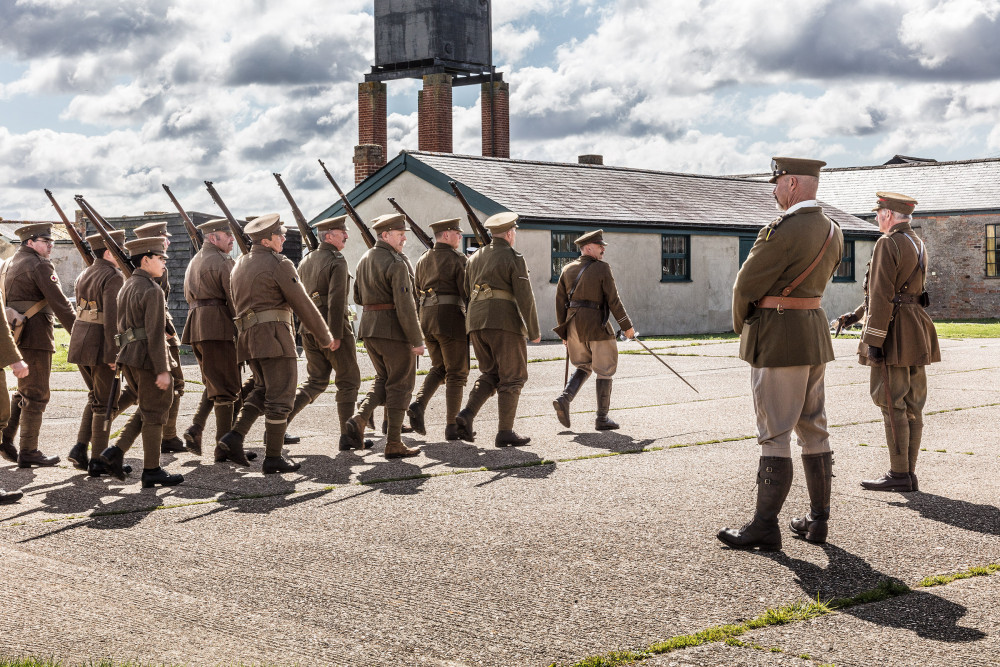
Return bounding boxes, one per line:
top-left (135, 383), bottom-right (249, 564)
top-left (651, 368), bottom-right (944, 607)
top-left (750, 364), bottom-right (830, 458)
top-left (122, 365), bottom-right (173, 426)
top-left (0, 369), bottom-right (9, 431)
top-left (470, 329), bottom-right (528, 397)
top-left (79, 363), bottom-right (116, 417)
top-left (245, 357), bottom-right (297, 420)
top-left (15, 348), bottom-right (52, 414)
top-left (361, 337), bottom-right (416, 412)
top-left (423, 331), bottom-right (470, 389)
top-left (567, 319), bottom-right (618, 379)
top-left (869, 364), bottom-right (927, 425)
top-left (301, 331), bottom-right (361, 404)
top-left (193, 340), bottom-right (240, 403)
top-left (169, 344), bottom-right (185, 394)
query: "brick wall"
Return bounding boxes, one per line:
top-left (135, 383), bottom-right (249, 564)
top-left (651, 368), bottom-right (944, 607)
top-left (354, 144), bottom-right (385, 184)
top-left (356, 81), bottom-right (387, 184)
top-left (481, 80), bottom-right (510, 158)
top-left (418, 73), bottom-right (453, 153)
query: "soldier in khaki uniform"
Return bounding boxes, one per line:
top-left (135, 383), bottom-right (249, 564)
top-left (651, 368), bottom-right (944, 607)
top-left (341, 214), bottom-right (425, 458)
top-left (837, 192), bottom-right (940, 493)
top-left (219, 214), bottom-right (335, 473)
top-left (455, 212), bottom-right (541, 447)
top-left (66, 231), bottom-right (127, 476)
top-left (0, 223), bottom-right (76, 467)
top-left (98, 237), bottom-right (184, 487)
top-left (718, 157), bottom-right (844, 550)
top-left (408, 217), bottom-right (469, 440)
top-left (552, 229), bottom-right (635, 430)
top-left (287, 216), bottom-right (362, 436)
top-left (0, 282), bottom-right (29, 502)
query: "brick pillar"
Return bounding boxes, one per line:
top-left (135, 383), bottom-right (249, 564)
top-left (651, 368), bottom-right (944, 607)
top-left (356, 81), bottom-right (387, 183)
top-left (481, 80), bottom-right (510, 158)
top-left (354, 144), bottom-right (385, 185)
top-left (418, 73), bottom-right (453, 153)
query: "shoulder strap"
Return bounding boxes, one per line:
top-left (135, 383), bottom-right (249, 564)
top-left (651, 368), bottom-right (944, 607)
top-left (899, 233), bottom-right (926, 293)
top-left (566, 261), bottom-right (594, 301)
top-left (780, 219), bottom-right (836, 297)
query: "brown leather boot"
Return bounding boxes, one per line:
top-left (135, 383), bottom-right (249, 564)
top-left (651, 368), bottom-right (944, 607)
top-left (718, 457), bottom-right (793, 551)
top-left (183, 424), bottom-right (203, 456)
top-left (218, 431), bottom-right (251, 466)
top-left (495, 430), bottom-right (531, 447)
top-left (339, 415), bottom-right (368, 450)
top-left (384, 440), bottom-right (419, 459)
top-left (861, 470), bottom-right (912, 492)
top-left (594, 379), bottom-right (620, 430)
top-left (908, 420), bottom-right (922, 492)
top-left (553, 369), bottom-right (588, 428)
top-left (406, 401), bottom-right (426, 436)
top-left (790, 452), bottom-right (833, 544)
top-left (0, 396), bottom-right (22, 461)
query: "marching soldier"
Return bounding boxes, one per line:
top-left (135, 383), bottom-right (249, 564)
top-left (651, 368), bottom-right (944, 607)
top-left (218, 214), bottom-right (335, 472)
top-left (552, 230), bottom-right (635, 430)
top-left (0, 280), bottom-right (29, 502)
top-left (838, 192), bottom-right (940, 492)
top-left (408, 218), bottom-right (469, 440)
top-left (0, 223), bottom-right (76, 467)
top-left (180, 219), bottom-right (243, 460)
top-left (340, 214), bottom-right (424, 458)
top-left (66, 231), bottom-right (127, 476)
top-left (455, 212), bottom-right (541, 447)
top-left (98, 237), bottom-right (184, 487)
top-left (286, 216), bottom-right (362, 437)
top-left (718, 157), bottom-right (843, 550)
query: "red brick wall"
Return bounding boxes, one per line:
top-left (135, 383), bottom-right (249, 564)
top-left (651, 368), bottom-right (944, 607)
top-left (418, 74), bottom-right (453, 153)
top-left (481, 80), bottom-right (510, 158)
top-left (356, 81), bottom-right (387, 184)
top-left (353, 144), bottom-right (385, 184)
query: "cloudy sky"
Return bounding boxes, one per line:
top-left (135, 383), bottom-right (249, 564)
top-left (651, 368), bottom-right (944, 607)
top-left (2, 0), bottom-right (1000, 221)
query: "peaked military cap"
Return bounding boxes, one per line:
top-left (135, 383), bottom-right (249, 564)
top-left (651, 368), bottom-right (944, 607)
top-left (124, 237), bottom-right (168, 258)
top-left (371, 213), bottom-right (406, 233)
top-left (574, 229), bottom-right (606, 247)
top-left (244, 213), bottom-right (284, 242)
top-left (86, 230), bottom-right (126, 252)
top-left (315, 215), bottom-right (348, 233)
top-left (197, 218), bottom-right (230, 234)
top-left (15, 223), bottom-right (53, 241)
top-left (133, 221), bottom-right (172, 238)
top-left (768, 157), bottom-right (827, 184)
top-left (873, 191), bottom-right (918, 215)
top-left (429, 218), bottom-right (462, 234)
top-left (484, 211), bottom-right (518, 234)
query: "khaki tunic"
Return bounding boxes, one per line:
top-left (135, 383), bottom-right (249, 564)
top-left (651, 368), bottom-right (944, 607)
top-left (414, 242), bottom-right (469, 340)
top-left (68, 258), bottom-right (123, 367)
top-left (116, 269), bottom-right (171, 375)
top-left (554, 255), bottom-right (632, 341)
top-left (2, 244), bottom-right (76, 351)
top-left (355, 240), bottom-right (423, 347)
top-left (733, 206), bottom-right (844, 368)
top-left (0, 290), bottom-right (22, 431)
top-left (465, 237), bottom-right (540, 340)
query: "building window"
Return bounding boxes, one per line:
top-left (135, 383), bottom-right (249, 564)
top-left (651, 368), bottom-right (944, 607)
top-left (661, 234), bottom-right (690, 281)
top-left (551, 230), bottom-right (583, 282)
top-left (987, 224), bottom-right (999, 277)
top-left (833, 239), bottom-right (855, 282)
top-left (462, 234), bottom-right (481, 255)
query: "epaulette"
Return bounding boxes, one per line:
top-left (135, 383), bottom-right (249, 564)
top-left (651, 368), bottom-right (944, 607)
top-left (763, 215), bottom-right (785, 241)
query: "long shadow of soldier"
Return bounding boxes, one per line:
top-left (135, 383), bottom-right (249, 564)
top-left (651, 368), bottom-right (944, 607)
top-left (764, 543), bottom-right (986, 643)
top-left (418, 440), bottom-right (555, 487)
top-left (570, 431), bottom-right (656, 454)
top-left (887, 492), bottom-right (1000, 536)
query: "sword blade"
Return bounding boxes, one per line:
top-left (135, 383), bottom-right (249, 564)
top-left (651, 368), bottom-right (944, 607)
top-left (634, 337), bottom-right (699, 393)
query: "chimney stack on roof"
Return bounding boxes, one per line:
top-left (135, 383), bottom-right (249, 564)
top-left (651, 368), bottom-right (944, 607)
top-left (579, 155), bottom-right (604, 165)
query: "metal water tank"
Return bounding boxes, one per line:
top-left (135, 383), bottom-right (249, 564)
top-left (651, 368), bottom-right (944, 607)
top-left (374, 0), bottom-right (491, 68)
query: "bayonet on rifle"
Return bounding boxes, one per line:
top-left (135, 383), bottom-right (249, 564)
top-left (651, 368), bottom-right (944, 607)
top-left (44, 189), bottom-right (94, 266)
top-left (203, 181), bottom-right (252, 255)
top-left (386, 198), bottom-right (433, 250)
top-left (318, 159), bottom-right (376, 249)
top-left (273, 173), bottom-right (319, 251)
top-left (448, 181), bottom-right (491, 248)
top-left (161, 184), bottom-right (203, 252)
top-left (74, 196), bottom-right (134, 278)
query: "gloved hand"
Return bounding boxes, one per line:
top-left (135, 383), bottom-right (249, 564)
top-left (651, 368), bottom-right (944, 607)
top-left (868, 345), bottom-right (884, 361)
top-left (839, 312), bottom-right (861, 328)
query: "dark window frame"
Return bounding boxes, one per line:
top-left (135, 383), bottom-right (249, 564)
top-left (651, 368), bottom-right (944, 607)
top-left (661, 233), bottom-right (691, 282)
top-left (833, 239), bottom-right (856, 282)
top-left (550, 230), bottom-right (585, 282)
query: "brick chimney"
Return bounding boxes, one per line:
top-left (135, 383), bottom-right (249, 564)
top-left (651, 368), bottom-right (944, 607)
top-left (579, 155), bottom-right (604, 165)
top-left (418, 74), bottom-right (453, 153)
top-left (482, 80), bottom-right (510, 158)
top-left (356, 81), bottom-right (388, 184)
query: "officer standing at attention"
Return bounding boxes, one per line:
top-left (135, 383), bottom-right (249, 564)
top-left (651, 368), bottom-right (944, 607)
top-left (552, 230), bottom-right (635, 430)
top-left (98, 236), bottom-right (184, 487)
top-left (838, 192), bottom-right (940, 492)
top-left (218, 214), bottom-right (335, 472)
top-left (181, 218), bottom-right (243, 460)
top-left (0, 223), bottom-right (76, 467)
top-left (66, 231), bottom-right (126, 475)
top-left (0, 279), bottom-right (29, 502)
top-left (408, 218), bottom-right (470, 441)
top-left (718, 157), bottom-right (843, 550)
top-left (286, 215), bottom-right (362, 439)
top-left (341, 213), bottom-right (424, 458)
top-left (455, 212), bottom-right (540, 447)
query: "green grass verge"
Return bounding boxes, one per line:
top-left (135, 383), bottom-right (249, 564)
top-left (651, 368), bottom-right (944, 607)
top-left (51, 328), bottom-right (75, 372)
top-left (933, 318), bottom-right (1000, 338)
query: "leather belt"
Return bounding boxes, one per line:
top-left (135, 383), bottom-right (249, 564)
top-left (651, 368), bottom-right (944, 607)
top-left (418, 289), bottom-right (463, 307)
top-left (190, 298), bottom-right (226, 308)
top-left (756, 296), bottom-right (822, 313)
top-left (892, 293), bottom-right (922, 305)
top-left (75, 305), bottom-right (104, 324)
top-left (568, 299), bottom-right (601, 310)
top-left (363, 303), bottom-right (395, 312)
top-left (114, 327), bottom-right (147, 347)
top-left (470, 284), bottom-right (516, 303)
top-left (233, 309), bottom-right (293, 333)
top-left (8, 299), bottom-right (51, 316)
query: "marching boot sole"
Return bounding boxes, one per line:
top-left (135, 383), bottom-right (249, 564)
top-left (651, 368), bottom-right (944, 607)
top-left (553, 399), bottom-right (571, 428)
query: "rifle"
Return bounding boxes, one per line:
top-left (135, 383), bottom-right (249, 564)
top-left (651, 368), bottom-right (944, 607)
top-left (448, 181), bottom-right (491, 247)
top-left (273, 173), bottom-right (319, 251)
top-left (161, 184), bottom-right (203, 252)
top-left (386, 197), bottom-right (433, 250)
top-left (317, 159), bottom-right (376, 249)
top-left (44, 189), bottom-right (95, 266)
top-left (74, 196), bottom-right (134, 278)
top-left (104, 366), bottom-right (122, 431)
top-left (203, 181), bottom-right (252, 255)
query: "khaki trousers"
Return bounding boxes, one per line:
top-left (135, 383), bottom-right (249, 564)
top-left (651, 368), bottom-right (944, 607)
top-left (193, 340), bottom-right (240, 403)
top-left (750, 364), bottom-right (831, 458)
top-left (358, 337), bottom-right (416, 414)
top-left (567, 319), bottom-right (618, 379)
top-left (869, 364), bottom-right (927, 423)
top-left (300, 330), bottom-right (361, 405)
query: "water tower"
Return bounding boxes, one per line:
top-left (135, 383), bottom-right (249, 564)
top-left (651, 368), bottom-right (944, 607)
top-left (355, 0), bottom-right (508, 183)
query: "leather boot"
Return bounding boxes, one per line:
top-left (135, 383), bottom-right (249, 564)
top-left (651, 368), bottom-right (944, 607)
top-left (183, 423), bottom-right (203, 456)
top-left (67, 442), bottom-right (89, 471)
top-left (594, 379), bottom-right (620, 430)
top-left (553, 369), bottom-right (589, 428)
top-left (88, 459), bottom-right (132, 478)
top-left (384, 440), bottom-right (419, 459)
top-left (406, 401), bottom-right (426, 436)
top-left (161, 436), bottom-right (186, 453)
top-left (908, 420), bottom-right (922, 492)
top-left (861, 418), bottom-right (912, 492)
top-left (860, 470), bottom-right (912, 492)
top-left (98, 445), bottom-right (129, 482)
top-left (263, 456), bottom-right (301, 474)
top-left (790, 452), bottom-right (833, 544)
top-left (445, 424), bottom-right (461, 441)
top-left (0, 488), bottom-right (23, 504)
top-left (284, 432), bottom-right (301, 444)
top-left (0, 396), bottom-right (22, 461)
top-left (455, 379), bottom-right (496, 443)
top-left (339, 415), bottom-right (368, 450)
top-left (495, 430), bottom-right (531, 447)
top-left (717, 457), bottom-right (793, 551)
top-left (141, 467), bottom-right (184, 488)
top-left (17, 449), bottom-right (60, 468)
top-left (218, 431), bottom-right (251, 466)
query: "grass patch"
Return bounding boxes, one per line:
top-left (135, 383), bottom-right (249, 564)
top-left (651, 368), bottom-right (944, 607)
top-left (933, 319), bottom-right (1000, 339)
top-left (51, 328), bottom-right (75, 372)
top-left (917, 563), bottom-right (1000, 588)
